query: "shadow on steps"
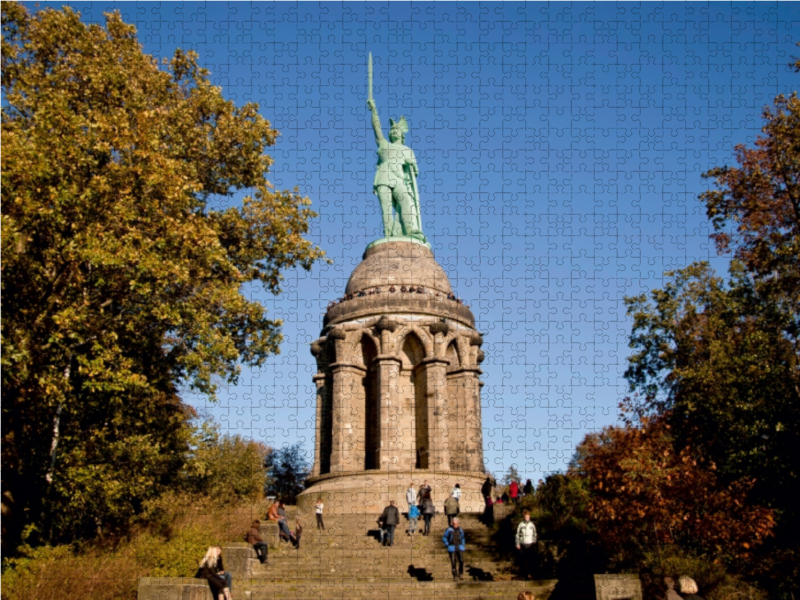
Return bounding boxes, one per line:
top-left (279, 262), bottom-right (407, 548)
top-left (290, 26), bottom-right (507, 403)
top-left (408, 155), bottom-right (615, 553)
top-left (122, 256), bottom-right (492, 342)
top-left (407, 565), bottom-right (434, 581)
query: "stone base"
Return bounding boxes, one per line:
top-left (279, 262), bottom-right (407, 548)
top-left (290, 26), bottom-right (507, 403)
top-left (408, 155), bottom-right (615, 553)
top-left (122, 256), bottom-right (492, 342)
top-left (297, 469), bottom-right (487, 515)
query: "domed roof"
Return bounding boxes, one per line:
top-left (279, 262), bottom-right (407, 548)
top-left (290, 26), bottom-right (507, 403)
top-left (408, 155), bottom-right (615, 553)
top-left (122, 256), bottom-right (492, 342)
top-left (345, 241), bottom-right (453, 295)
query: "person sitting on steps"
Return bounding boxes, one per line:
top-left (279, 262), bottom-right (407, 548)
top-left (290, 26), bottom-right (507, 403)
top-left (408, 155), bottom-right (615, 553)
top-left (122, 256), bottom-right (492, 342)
top-left (195, 546), bottom-right (232, 600)
top-left (244, 519), bottom-right (268, 565)
top-left (267, 501), bottom-right (295, 544)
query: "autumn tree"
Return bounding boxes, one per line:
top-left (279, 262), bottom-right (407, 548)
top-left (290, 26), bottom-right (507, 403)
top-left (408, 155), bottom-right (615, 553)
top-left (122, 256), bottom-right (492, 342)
top-left (1, 4), bottom-right (324, 552)
top-left (264, 443), bottom-right (310, 504)
top-left (620, 63), bottom-right (800, 595)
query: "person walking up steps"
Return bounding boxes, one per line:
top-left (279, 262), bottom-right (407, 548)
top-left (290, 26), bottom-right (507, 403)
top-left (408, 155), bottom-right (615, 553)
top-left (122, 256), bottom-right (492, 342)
top-left (444, 493), bottom-right (460, 527)
top-left (442, 517), bottom-right (466, 581)
top-left (406, 483), bottom-right (417, 514)
top-left (420, 490), bottom-right (435, 535)
top-left (407, 503), bottom-right (420, 536)
top-left (378, 500), bottom-right (400, 547)
top-left (315, 498), bottom-right (325, 530)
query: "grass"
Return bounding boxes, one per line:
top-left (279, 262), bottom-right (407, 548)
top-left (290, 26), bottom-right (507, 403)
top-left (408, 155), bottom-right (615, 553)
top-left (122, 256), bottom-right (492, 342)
top-left (1, 492), bottom-right (267, 600)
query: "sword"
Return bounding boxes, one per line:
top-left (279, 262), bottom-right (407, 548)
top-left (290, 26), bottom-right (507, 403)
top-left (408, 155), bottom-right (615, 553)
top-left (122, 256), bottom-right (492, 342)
top-left (368, 52), bottom-right (373, 101)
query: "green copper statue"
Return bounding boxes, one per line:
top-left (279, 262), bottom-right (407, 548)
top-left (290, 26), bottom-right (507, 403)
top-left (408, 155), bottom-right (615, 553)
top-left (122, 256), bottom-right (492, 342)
top-left (367, 53), bottom-right (428, 246)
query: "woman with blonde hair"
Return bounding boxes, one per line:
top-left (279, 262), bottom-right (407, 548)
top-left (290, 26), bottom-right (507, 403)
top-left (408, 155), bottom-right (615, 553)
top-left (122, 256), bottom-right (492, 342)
top-left (678, 577), bottom-right (704, 600)
top-left (196, 546), bottom-right (231, 600)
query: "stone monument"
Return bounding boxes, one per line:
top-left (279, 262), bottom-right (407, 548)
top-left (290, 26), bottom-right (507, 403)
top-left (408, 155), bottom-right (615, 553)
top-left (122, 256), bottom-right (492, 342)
top-left (297, 55), bottom-right (486, 514)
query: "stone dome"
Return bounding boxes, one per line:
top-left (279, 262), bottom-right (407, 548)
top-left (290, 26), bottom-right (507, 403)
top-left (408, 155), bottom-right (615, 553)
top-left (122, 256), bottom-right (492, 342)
top-left (345, 241), bottom-right (453, 295)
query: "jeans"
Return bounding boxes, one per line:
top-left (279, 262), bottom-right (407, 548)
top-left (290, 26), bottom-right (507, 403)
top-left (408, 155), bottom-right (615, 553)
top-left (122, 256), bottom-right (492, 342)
top-left (408, 517), bottom-right (418, 534)
top-left (253, 542), bottom-right (268, 564)
top-left (423, 514), bottom-right (433, 535)
top-left (220, 571), bottom-right (232, 590)
top-left (278, 519), bottom-right (292, 540)
top-left (383, 524), bottom-right (396, 546)
top-left (449, 550), bottom-right (464, 578)
top-left (316, 513), bottom-right (325, 530)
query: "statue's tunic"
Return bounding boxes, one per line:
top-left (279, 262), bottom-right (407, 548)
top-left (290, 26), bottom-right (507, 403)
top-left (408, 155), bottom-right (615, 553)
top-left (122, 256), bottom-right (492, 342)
top-left (373, 140), bottom-right (417, 192)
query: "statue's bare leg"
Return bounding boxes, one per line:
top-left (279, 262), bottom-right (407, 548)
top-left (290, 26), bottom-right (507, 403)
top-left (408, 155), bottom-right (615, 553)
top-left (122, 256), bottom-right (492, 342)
top-left (393, 184), bottom-right (420, 236)
top-left (376, 186), bottom-right (400, 236)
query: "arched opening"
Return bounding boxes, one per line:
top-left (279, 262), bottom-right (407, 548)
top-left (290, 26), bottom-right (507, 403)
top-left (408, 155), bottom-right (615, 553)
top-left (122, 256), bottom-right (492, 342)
top-left (319, 342), bottom-right (336, 474)
top-left (361, 334), bottom-right (379, 469)
top-left (400, 332), bottom-right (429, 470)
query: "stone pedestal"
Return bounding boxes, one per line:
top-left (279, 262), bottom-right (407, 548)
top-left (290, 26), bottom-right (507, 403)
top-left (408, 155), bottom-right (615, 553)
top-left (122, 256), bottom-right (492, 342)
top-left (298, 242), bottom-right (486, 514)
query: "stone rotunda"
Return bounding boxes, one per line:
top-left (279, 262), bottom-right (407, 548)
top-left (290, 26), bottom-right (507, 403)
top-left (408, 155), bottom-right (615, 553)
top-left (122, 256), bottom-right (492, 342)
top-left (297, 241), bottom-right (487, 514)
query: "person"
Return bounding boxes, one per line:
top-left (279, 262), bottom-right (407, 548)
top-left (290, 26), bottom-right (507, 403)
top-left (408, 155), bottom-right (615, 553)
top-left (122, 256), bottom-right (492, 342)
top-left (515, 510), bottom-right (538, 580)
top-left (444, 493), bottom-right (460, 528)
top-left (244, 519), bottom-right (268, 565)
top-left (292, 518), bottom-right (304, 549)
top-left (315, 498), bottom-right (325, 530)
top-left (407, 503), bottom-right (420, 536)
top-left (420, 490), bottom-right (435, 535)
top-left (420, 479), bottom-right (432, 498)
top-left (517, 593), bottom-right (535, 600)
top-left (482, 494), bottom-right (495, 526)
top-left (406, 483), bottom-right (417, 514)
top-left (509, 480), bottom-right (520, 504)
top-left (196, 546), bottom-right (231, 600)
top-left (678, 577), bottom-right (704, 600)
top-left (501, 492), bottom-right (510, 504)
top-left (523, 479), bottom-right (534, 497)
top-left (442, 517), bottom-right (466, 581)
top-left (267, 501), bottom-right (295, 544)
top-left (496, 495), bottom-right (504, 505)
top-left (451, 483), bottom-right (462, 502)
top-left (481, 477), bottom-right (493, 505)
top-left (378, 500), bottom-right (400, 547)
top-left (663, 577), bottom-right (683, 600)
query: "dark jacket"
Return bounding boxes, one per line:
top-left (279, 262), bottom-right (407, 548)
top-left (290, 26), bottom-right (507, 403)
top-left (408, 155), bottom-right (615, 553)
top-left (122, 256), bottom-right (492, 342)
top-left (481, 479), bottom-right (492, 497)
top-left (380, 505), bottom-right (400, 526)
top-left (682, 595), bottom-right (704, 600)
top-left (421, 497), bottom-right (435, 515)
top-left (444, 497), bottom-right (460, 516)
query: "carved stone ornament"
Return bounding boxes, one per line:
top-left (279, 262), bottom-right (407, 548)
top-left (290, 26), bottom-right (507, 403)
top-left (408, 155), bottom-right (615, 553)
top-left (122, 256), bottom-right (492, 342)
top-left (428, 319), bottom-right (450, 336)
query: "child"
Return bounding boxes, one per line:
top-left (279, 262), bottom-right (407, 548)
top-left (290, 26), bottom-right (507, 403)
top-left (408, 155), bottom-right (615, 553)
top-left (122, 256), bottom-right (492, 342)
top-left (292, 518), bottom-right (304, 549)
top-left (315, 497), bottom-right (325, 530)
top-left (408, 503), bottom-right (420, 536)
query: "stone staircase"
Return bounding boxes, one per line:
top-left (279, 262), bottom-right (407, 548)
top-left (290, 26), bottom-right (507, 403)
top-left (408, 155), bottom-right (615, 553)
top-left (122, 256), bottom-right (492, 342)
top-left (139, 509), bottom-right (557, 600)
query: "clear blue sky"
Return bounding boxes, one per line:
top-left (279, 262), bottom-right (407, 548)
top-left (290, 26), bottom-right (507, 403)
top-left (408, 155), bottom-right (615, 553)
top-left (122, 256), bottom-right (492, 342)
top-left (32, 1), bottom-right (800, 482)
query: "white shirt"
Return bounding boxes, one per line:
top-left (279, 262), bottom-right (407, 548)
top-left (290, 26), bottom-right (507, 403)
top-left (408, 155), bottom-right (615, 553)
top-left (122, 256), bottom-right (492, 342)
top-left (315, 503), bottom-right (324, 514)
top-left (451, 486), bottom-right (462, 501)
top-left (406, 487), bottom-right (417, 503)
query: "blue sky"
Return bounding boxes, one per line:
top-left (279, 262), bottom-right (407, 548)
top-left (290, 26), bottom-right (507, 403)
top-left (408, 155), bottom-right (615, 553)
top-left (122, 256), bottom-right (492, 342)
top-left (31, 1), bottom-right (800, 481)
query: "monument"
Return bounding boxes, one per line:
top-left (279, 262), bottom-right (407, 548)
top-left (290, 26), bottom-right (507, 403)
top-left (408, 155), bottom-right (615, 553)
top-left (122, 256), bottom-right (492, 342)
top-left (297, 55), bottom-right (486, 514)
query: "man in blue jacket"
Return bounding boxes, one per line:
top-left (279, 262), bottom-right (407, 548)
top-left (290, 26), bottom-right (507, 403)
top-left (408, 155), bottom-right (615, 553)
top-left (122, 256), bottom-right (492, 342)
top-left (442, 517), bottom-right (466, 581)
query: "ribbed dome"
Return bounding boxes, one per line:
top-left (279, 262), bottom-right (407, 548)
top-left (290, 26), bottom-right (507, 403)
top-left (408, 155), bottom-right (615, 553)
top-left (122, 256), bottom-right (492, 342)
top-left (345, 241), bottom-right (453, 296)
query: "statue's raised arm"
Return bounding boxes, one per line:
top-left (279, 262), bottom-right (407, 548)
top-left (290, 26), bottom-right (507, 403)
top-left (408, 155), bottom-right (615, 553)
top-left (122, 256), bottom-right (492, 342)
top-left (367, 99), bottom-right (385, 146)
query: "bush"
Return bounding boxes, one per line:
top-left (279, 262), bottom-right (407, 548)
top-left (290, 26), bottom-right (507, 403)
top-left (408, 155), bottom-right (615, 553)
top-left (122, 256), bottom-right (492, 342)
top-left (1, 493), bottom-right (267, 600)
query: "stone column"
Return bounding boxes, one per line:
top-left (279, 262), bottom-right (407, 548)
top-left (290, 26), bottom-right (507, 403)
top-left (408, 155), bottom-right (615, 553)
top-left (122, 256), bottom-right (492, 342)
top-left (329, 362), bottom-right (367, 472)
top-left (461, 367), bottom-right (484, 472)
top-left (375, 355), bottom-right (403, 471)
top-left (422, 357), bottom-right (451, 472)
top-left (311, 373), bottom-right (326, 477)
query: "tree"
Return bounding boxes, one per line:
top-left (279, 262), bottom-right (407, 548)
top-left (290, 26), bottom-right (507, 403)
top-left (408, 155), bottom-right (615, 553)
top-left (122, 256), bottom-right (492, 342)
top-left (183, 419), bottom-right (270, 501)
top-left (264, 443), bottom-right (310, 504)
top-left (571, 415), bottom-right (775, 569)
top-left (502, 465), bottom-right (521, 487)
top-left (1, 4), bottom-right (324, 552)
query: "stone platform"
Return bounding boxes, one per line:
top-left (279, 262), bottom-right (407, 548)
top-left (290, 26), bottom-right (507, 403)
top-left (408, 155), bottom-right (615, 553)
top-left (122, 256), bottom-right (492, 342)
top-left (297, 469), bottom-right (486, 515)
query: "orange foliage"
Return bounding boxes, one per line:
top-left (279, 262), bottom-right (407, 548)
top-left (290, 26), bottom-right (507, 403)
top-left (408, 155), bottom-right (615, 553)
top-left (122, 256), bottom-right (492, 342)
top-left (572, 415), bottom-right (775, 565)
